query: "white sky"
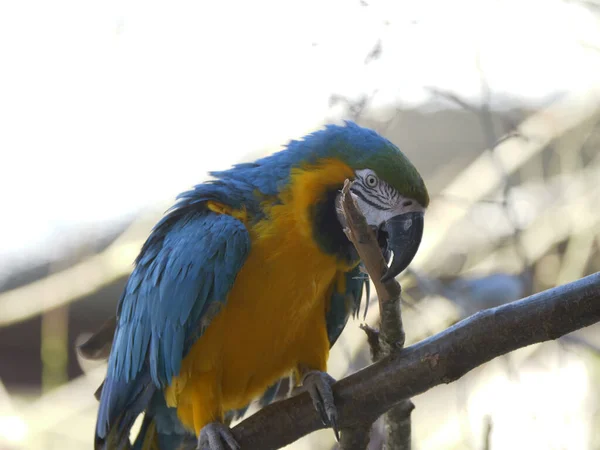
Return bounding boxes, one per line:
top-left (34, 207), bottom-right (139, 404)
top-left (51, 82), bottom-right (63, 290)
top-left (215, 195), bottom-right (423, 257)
top-left (1, 0), bottom-right (600, 277)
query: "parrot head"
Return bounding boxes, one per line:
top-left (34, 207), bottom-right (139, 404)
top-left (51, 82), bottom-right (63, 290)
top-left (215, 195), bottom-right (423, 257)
top-left (341, 168), bottom-right (427, 282)
top-left (300, 122), bottom-right (429, 281)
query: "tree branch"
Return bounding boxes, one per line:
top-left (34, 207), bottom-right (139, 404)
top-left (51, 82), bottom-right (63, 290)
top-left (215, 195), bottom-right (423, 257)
top-left (337, 422), bottom-right (373, 450)
top-left (339, 179), bottom-right (413, 449)
top-left (226, 271), bottom-right (600, 449)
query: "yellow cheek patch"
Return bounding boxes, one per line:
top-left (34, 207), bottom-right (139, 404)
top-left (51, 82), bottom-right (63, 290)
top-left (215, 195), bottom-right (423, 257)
top-left (287, 158), bottom-right (354, 209)
top-left (284, 158), bottom-right (355, 239)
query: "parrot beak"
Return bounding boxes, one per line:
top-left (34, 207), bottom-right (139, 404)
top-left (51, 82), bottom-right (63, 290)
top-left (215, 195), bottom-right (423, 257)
top-left (380, 211), bottom-right (424, 282)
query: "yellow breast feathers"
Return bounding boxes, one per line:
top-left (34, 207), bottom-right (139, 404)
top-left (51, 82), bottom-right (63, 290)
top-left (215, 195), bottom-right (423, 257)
top-left (165, 158), bottom-right (357, 434)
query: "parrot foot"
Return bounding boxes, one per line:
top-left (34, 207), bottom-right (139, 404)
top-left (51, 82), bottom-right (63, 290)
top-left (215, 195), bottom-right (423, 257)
top-left (302, 370), bottom-right (340, 441)
top-left (197, 422), bottom-right (240, 450)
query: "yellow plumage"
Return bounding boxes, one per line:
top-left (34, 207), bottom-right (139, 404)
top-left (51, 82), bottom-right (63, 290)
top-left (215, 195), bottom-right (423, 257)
top-left (164, 158), bottom-right (358, 434)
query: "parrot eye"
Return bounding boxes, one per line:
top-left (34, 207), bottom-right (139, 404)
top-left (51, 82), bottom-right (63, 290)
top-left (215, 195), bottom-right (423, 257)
top-left (365, 174), bottom-right (378, 188)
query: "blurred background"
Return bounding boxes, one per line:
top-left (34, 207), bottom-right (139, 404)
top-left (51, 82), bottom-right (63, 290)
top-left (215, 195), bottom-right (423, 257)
top-left (1, 0), bottom-right (600, 448)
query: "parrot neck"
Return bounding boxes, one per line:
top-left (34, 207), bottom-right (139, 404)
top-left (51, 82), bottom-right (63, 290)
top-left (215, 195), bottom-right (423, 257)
top-left (312, 187), bottom-right (359, 266)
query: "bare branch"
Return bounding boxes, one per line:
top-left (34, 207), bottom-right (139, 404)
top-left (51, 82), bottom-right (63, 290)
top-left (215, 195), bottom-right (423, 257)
top-left (340, 180), bottom-right (401, 318)
top-left (223, 271), bottom-right (600, 450)
top-left (338, 422), bottom-right (373, 450)
top-left (340, 179), bottom-right (413, 448)
top-left (382, 401), bottom-right (414, 450)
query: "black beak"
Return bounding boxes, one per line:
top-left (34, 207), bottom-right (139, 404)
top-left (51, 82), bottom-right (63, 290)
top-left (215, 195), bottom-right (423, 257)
top-left (380, 211), bottom-right (424, 282)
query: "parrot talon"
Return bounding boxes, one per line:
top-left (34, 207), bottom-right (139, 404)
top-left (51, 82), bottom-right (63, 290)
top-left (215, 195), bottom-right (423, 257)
top-left (302, 370), bottom-right (340, 441)
top-left (197, 422), bottom-right (240, 450)
top-left (330, 414), bottom-right (340, 442)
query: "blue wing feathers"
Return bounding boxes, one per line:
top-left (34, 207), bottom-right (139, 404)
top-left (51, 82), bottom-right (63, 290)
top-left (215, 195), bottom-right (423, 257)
top-left (326, 266), bottom-right (365, 348)
top-left (96, 210), bottom-right (250, 447)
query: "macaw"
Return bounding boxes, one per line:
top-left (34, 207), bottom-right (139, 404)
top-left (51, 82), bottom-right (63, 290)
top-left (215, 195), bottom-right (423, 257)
top-left (94, 122), bottom-right (429, 450)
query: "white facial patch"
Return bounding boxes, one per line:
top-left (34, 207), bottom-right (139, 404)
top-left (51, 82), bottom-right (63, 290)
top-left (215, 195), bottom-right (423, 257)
top-left (350, 169), bottom-right (425, 227)
top-left (350, 192), bottom-right (392, 226)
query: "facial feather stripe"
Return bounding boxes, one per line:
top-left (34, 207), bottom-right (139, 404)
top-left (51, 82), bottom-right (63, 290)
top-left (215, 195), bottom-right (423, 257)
top-left (350, 170), bottom-right (401, 210)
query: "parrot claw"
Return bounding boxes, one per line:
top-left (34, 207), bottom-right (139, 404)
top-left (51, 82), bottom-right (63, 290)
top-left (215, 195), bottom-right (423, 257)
top-left (197, 422), bottom-right (240, 450)
top-left (302, 370), bottom-right (340, 441)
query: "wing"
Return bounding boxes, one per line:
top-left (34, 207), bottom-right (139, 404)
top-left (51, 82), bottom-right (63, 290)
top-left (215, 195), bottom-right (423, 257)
top-left (96, 210), bottom-right (250, 447)
top-left (326, 265), bottom-right (367, 348)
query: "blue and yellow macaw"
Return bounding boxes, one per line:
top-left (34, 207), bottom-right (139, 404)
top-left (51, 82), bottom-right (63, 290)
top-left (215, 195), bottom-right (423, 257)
top-left (94, 122), bottom-right (429, 449)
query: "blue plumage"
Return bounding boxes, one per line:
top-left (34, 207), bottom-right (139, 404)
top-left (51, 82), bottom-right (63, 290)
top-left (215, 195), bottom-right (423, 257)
top-left (206, 123), bottom-right (400, 203)
top-left (326, 266), bottom-right (366, 347)
top-left (96, 212), bottom-right (250, 447)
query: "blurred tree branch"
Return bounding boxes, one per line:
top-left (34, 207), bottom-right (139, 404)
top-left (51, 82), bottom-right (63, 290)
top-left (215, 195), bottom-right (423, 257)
top-left (0, 214), bottom-right (159, 327)
top-left (417, 85), bottom-right (600, 272)
top-left (220, 271), bottom-right (600, 450)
